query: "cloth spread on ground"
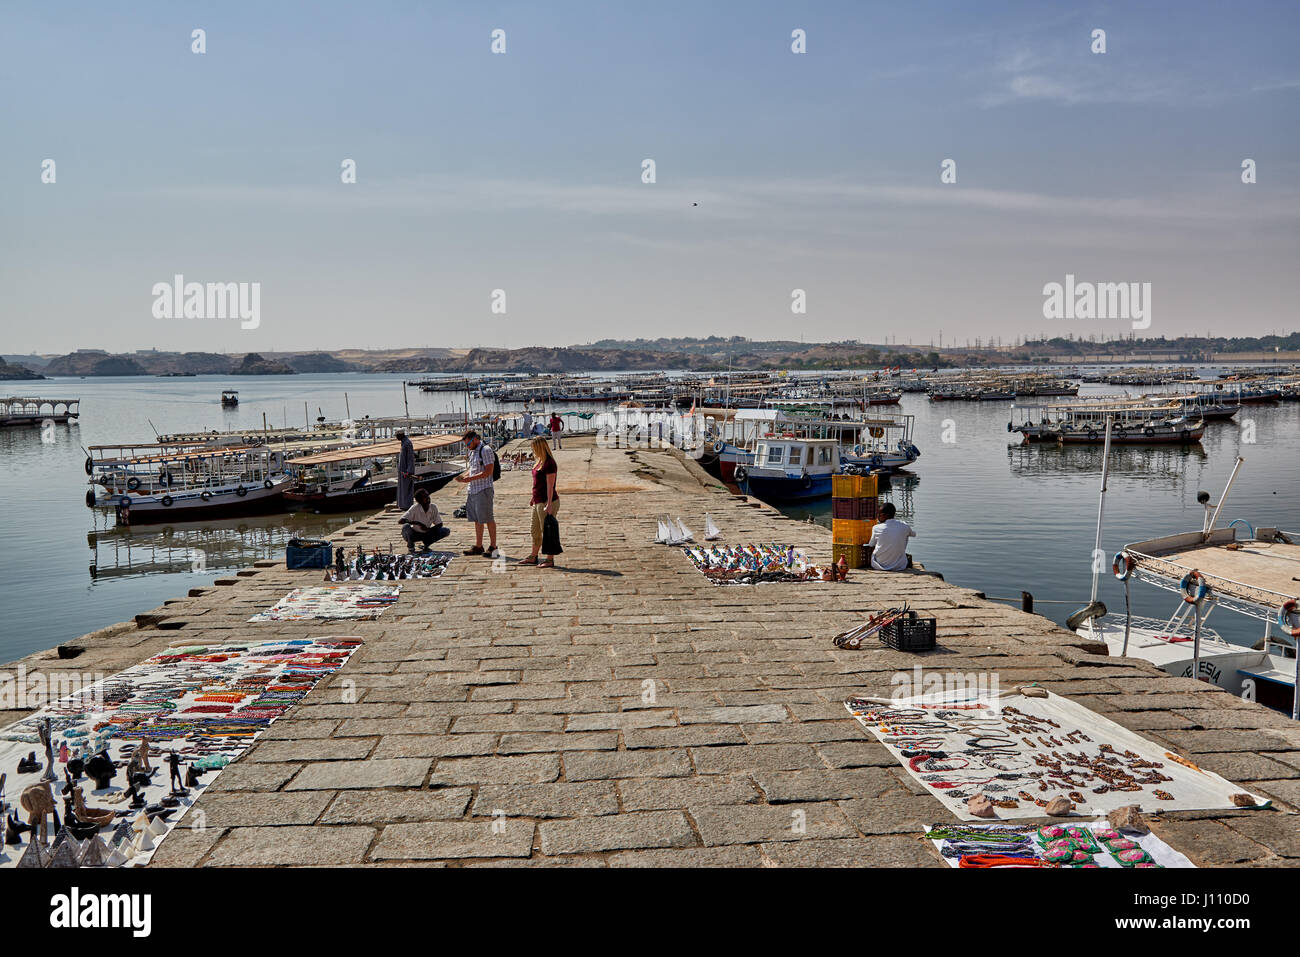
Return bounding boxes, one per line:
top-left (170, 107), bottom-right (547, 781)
top-left (924, 821), bottom-right (1194, 868)
top-left (248, 583), bottom-right (399, 621)
top-left (845, 688), bottom-right (1263, 820)
top-left (0, 636), bottom-right (361, 868)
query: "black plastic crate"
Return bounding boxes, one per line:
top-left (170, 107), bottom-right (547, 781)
top-left (880, 611), bottom-right (937, 652)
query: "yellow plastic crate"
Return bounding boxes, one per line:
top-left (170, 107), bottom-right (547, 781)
top-left (832, 543), bottom-right (870, 569)
top-left (832, 518), bottom-right (877, 546)
top-left (832, 474), bottom-right (878, 498)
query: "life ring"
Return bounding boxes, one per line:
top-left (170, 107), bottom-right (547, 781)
top-left (264, 479), bottom-right (274, 489)
top-left (1277, 600), bottom-right (1300, 639)
top-left (118, 495), bottom-right (132, 508)
top-left (85, 490), bottom-right (96, 508)
top-left (1112, 552), bottom-right (1135, 581)
top-left (84, 457), bottom-right (94, 475)
top-left (733, 465), bottom-right (748, 483)
top-left (161, 495), bottom-right (174, 508)
top-left (869, 427), bottom-right (884, 439)
top-left (200, 491), bottom-right (213, 501)
top-left (235, 485), bottom-right (248, 497)
top-left (711, 439), bottom-right (725, 455)
top-left (126, 476), bottom-right (141, 491)
top-left (1179, 570), bottom-right (1210, 604)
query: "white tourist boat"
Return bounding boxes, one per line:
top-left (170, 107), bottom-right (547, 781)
top-left (86, 442), bottom-right (293, 524)
top-left (284, 433), bottom-right (466, 511)
top-left (1075, 451), bottom-right (1300, 718)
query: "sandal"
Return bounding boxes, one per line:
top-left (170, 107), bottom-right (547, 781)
top-left (540, 558), bottom-right (555, 568)
top-left (516, 557), bottom-right (539, 566)
top-left (463, 546), bottom-right (484, 556)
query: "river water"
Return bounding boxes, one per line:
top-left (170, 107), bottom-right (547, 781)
top-left (1, 371), bottom-right (1295, 661)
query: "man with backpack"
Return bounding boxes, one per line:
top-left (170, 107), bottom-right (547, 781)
top-left (455, 430), bottom-right (499, 558)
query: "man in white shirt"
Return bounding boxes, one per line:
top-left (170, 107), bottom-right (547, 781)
top-left (399, 488), bottom-right (449, 552)
top-left (868, 502), bottom-right (915, 571)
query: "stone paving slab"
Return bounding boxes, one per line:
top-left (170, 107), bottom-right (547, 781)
top-left (6, 438), bottom-right (1297, 867)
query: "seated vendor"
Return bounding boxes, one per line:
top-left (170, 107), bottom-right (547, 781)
top-left (399, 488), bottom-right (449, 552)
top-left (867, 501), bottom-right (915, 571)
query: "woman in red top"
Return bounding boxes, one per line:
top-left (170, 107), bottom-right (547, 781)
top-left (518, 436), bottom-right (559, 567)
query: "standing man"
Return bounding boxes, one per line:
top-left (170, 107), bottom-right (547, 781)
top-left (395, 430), bottom-right (416, 510)
top-left (867, 502), bottom-right (916, 571)
top-left (455, 430), bottom-right (498, 558)
top-left (521, 409), bottom-right (533, 439)
top-left (549, 411), bottom-right (564, 450)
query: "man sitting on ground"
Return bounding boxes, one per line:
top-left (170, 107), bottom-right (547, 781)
top-left (399, 488), bottom-right (449, 552)
top-left (867, 501), bottom-right (915, 571)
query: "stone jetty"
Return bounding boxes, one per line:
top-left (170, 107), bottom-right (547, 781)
top-left (3, 436), bottom-right (1298, 866)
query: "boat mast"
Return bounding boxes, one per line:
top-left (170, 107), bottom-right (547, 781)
top-left (1086, 414), bottom-right (1116, 634)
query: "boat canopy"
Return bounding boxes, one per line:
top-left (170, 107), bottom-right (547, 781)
top-left (1124, 528), bottom-right (1300, 612)
top-left (287, 432), bottom-right (463, 466)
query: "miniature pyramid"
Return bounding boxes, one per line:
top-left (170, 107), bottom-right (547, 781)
top-left (105, 844), bottom-right (129, 868)
top-left (133, 827), bottom-right (155, 853)
top-left (16, 839), bottom-right (50, 868)
top-left (78, 835), bottom-right (110, 867)
top-left (48, 839), bottom-right (79, 868)
top-left (147, 814), bottom-right (169, 837)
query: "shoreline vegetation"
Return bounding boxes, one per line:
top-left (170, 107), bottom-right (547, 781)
top-left (5, 333), bottom-right (1300, 378)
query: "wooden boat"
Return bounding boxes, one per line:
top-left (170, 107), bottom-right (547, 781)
top-left (284, 433), bottom-right (466, 511)
top-left (86, 442), bottom-right (290, 524)
top-left (736, 437), bottom-right (840, 502)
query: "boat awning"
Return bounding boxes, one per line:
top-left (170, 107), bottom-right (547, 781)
top-left (94, 444), bottom-right (261, 466)
top-left (1124, 528), bottom-right (1300, 608)
top-left (287, 432), bottom-right (463, 466)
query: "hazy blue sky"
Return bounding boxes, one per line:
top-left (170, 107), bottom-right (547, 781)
top-left (4, 0), bottom-right (1298, 354)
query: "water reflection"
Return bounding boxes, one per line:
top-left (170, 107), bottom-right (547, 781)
top-left (86, 510), bottom-right (364, 581)
top-left (1007, 442), bottom-right (1208, 485)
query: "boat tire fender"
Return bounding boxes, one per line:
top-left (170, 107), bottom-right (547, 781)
top-left (85, 490), bottom-right (96, 508)
top-left (1144, 427), bottom-right (1156, 437)
top-left (161, 495), bottom-right (174, 508)
top-left (264, 479), bottom-right (274, 489)
top-left (1179, 570), bottom-right (1209, 604)
top-left (126, 476), bottom-right (141, 491)
top-left (235, 485), bottom-right (248, 497)
top-left (84, 457), bottom-right (94, 475)
top-left (1112, 552), bottom-right (1135, 581)
top-left (200, 491), bottom-right (213, 501)
top-left (1278, 600), bottom-right (1300, 638)
top-left (733, 465), bottom-right (748, 483)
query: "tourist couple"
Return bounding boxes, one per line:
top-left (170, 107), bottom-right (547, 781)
top-left (453, 430), bottom-right (561, 568)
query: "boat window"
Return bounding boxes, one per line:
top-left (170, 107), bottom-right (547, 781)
top-left (819, 446), bottom-right (833, 465)
top-left (765, 445), bottom-right (783, 465)
top-left (788, 447), bottom-right (802, 465)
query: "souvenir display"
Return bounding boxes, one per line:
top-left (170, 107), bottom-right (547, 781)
top-left (0, 636), bottom-right (361, 868)
top-left (926, 821), bottom-right (1194, 868)
top-left (846, 688), bottom-right (1264, 820)
top-left (248, 583), bottom-right (399, 621)
top-left (327, 546), bottom-right (452, 581)
top-left (682, 543), bottom-right (847, 585)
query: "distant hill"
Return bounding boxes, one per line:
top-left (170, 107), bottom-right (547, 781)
top-left (2, 354), bottom-right (50, 370)
top-left (0, 356), bottom-right (46, 380)
top-left (44, 351), bottom-right (148, 376)
top-left (231, 353), bottom-right (296, 375)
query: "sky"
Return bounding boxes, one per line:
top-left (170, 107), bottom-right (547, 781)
top-left (3, 0), bottom-right (1298, 354)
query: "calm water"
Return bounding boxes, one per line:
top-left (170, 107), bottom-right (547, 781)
top-left (781, 383), bottom-right (1299, 647)
top-left (1, 371), bottom-right (1296, 661)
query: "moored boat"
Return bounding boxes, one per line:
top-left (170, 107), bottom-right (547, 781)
top-left (284, 433), bottom-right (466, 511)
